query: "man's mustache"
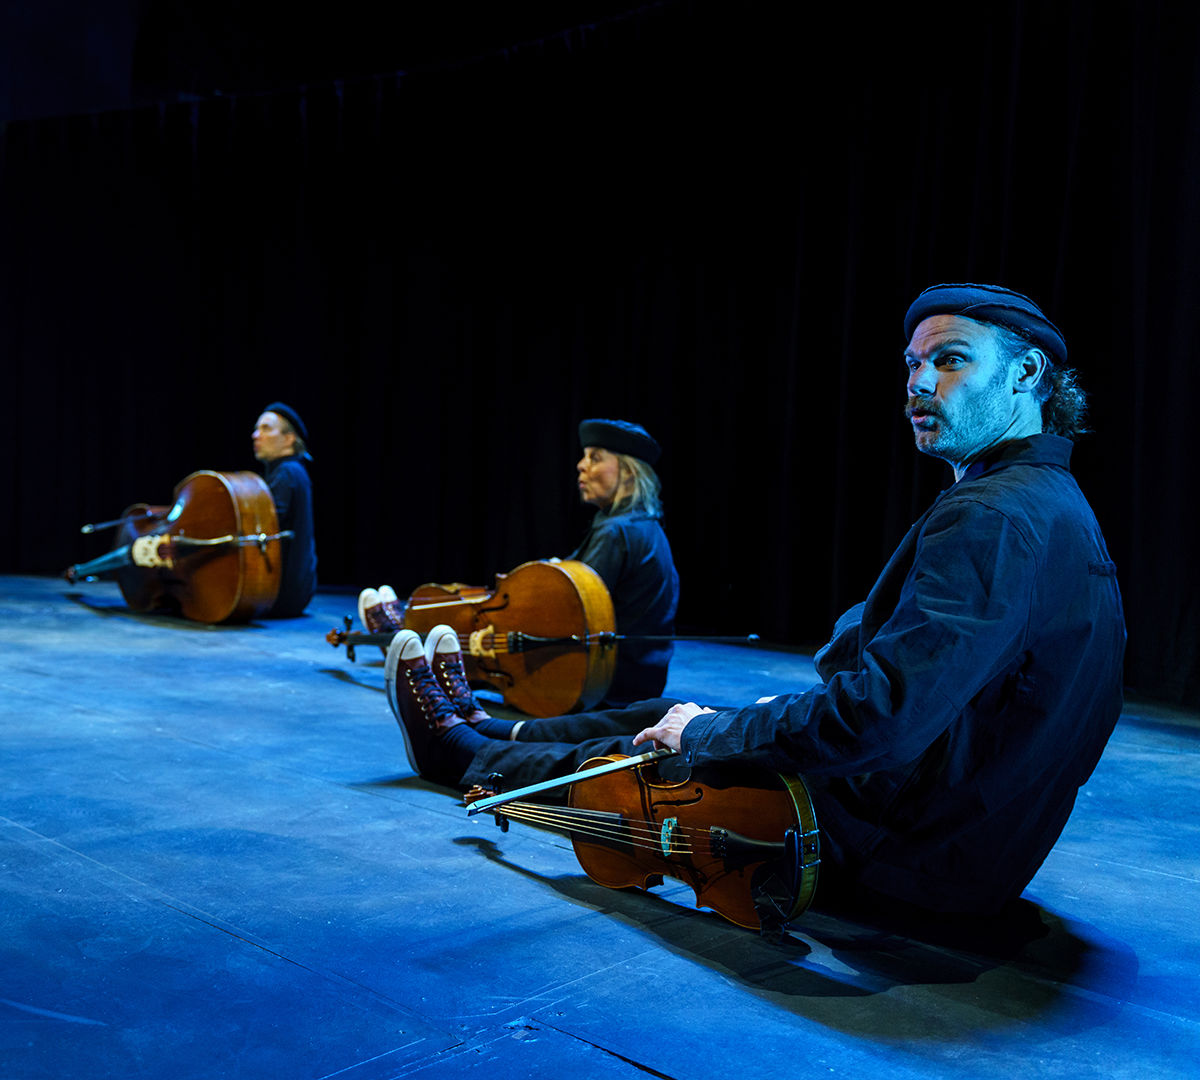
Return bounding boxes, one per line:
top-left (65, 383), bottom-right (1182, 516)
top-left (905, 400), bottom-right (943, 420)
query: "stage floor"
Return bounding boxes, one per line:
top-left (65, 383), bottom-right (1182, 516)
top-left (2, 573), bottom-right (1198, 1079)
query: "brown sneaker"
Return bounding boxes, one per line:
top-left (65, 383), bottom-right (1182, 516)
top-left (423, 623), bottom-right (490, 724)
top-left (384, 629), bottom-right (464, 781)
top-left (358, 587), bottom-right (396, 633)
top-left (377, 585), bottom-right (407, 629)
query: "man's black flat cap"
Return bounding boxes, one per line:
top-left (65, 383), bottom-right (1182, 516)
top-left (904, 283), bottom-right (1068, 364)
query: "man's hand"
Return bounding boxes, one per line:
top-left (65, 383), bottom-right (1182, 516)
top-left (632, 701), bottom-right (715, 753)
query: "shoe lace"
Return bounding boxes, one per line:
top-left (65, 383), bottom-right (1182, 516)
top-left (406, 662), bottom-right (459, 726)
top-left (433, 654), bottom-right (480, 713)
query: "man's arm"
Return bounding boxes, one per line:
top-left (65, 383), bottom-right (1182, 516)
top-left (632, 698), bottom-right (778, 752)
top-left (640, 499), bottom-right (1037, 777)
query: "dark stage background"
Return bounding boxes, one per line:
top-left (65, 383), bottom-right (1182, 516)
top-left (2, 1), bottom-right (1197, 706)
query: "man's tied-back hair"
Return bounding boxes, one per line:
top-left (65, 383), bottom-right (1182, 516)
top-left (991, 322), bottom-right (1090, 440)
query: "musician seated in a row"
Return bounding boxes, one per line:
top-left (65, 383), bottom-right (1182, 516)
top-left (382, 283), bottom-right (1126, 929)
top-left (252, 402), bottom-right (318, 618)
top-left (359, 418), bottom-right (680, 708)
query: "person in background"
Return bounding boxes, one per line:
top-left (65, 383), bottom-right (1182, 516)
top-left (361, 418), bottom-right (680, 708)
top-left (252, 402), bottom-right (317, 617)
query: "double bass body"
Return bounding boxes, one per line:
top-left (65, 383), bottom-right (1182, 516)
top-left (67, 470), bottom-right (287, 624)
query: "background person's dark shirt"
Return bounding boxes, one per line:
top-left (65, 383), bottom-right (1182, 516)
top-left (263, 456), bottom-right (317, 617)
top-left (571, 508), bottom-right (680, 705)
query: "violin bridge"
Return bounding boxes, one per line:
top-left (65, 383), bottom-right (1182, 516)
top-left (659, 816), bottom-right (679, 858)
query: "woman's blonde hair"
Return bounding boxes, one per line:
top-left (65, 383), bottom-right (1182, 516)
top-left (612, 454), bottom-right (663, 519)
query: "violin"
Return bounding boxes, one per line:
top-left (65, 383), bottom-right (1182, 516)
top-left (64, 470), bottom-right (292, 624)
top-left (328, 559), bottom-right (617, 717)
top-left (466, 749), bottom-right (822, 934)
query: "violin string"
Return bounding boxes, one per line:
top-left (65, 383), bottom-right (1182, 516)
top-left (483, 802), bottom-right (696, 856)
top-left (479, 801), bottom-right (787, 875)
top-left (492, 804), bottom-right (692, 855)
top-left (544, 802), bottom-right (718, 845)
top-left (498, 800), bottom-right (715, 845)
top-left (506, 814), bottom-right (692, 857)
top-left (499, 800), bottom-right (806, 875)
top-left (498, 802), bottom-right (664, 839)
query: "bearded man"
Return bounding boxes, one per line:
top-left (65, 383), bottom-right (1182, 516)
top-left (387, 283), bottom-right (1126, 924)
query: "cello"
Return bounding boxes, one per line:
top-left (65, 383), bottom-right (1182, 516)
top-left (466, 749), bottom-right (822, 934)
top-left (327, 561), bottom-right (762, 718)
top-left (327, 560), bottom-right (617, 717)
top-left (64, 470), bottom-right (292, 624)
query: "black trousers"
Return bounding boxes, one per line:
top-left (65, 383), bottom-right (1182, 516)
top-left (459, 697), bottom-right (684, 793)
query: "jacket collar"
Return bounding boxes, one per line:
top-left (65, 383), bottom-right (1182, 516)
top-left (958, 433), bottom-right (1074, 485)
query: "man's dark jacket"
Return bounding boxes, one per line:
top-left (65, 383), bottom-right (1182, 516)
top-left (681, 435), bottom-right (1127, 913)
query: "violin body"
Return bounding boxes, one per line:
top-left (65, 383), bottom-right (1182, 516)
top-left (67, 470), bottom-right (285, 624)
top-left (401, 559), bottom-right (616, 717)
top-left (568, 755), bottom-right (821, 930)
top-left (468, 754), bottom-right (821, 932)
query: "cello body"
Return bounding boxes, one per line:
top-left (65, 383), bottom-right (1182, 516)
top-left (402, 559), bottom-right (617, 717)
top-left (69, 470), bottom-right (284, 624)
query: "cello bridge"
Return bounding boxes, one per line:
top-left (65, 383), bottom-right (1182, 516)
top-left (467, 625), bottom-right (497, 659)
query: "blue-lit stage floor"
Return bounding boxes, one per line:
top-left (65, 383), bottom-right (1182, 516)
top-left (2, 573), bottom-right (1197, 1079)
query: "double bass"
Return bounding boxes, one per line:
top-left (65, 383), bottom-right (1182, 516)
top-left (64, 470), bottom-right (291, 624)
top-left (329, 559), bottom-right (617, 716)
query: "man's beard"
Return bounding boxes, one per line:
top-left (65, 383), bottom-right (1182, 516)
top-left (905, 366), bottom-right (1012, 462)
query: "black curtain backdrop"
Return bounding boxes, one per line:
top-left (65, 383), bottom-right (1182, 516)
top-left (2, 1), bottom-right (1197, 706)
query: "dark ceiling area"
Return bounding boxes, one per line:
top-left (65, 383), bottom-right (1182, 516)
top-left (2, 1), bottom-right (666, 124)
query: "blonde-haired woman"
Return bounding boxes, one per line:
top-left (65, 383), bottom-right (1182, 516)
top-left (571, 418), bottom-right (679, 705)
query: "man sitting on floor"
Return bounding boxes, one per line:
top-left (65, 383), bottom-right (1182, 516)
top-left (383, 283), bottom-right (1127, 923)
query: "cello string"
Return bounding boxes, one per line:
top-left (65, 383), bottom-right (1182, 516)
top-left (449, 635), bottom-right (589, 655)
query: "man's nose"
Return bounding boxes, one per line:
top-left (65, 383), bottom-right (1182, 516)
top-left (907, 362), bottom-right (936, 396)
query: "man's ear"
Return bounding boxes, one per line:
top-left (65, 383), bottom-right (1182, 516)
top-left (1013, 347), bottom-right (1049, 394)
